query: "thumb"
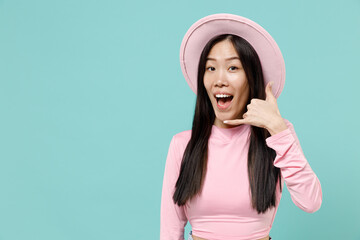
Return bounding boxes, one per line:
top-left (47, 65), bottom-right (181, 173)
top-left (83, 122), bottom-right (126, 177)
top-left (265, 81), bottom-right (276, 102)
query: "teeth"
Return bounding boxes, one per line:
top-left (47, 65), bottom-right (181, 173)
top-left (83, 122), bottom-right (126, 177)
top-left (215, 94), bottom-right (232, 98)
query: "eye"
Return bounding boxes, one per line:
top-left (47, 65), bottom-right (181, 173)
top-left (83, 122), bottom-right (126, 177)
top-left (206, 67), bottom-right (215, 71)
top-left (229, 66), bottom-right (238, 71)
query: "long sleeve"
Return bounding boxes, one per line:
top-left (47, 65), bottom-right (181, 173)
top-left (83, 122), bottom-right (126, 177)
top-left (160, 135), bottom-right (188, 240)
top-left (265, 119), bottom-right (322, 213)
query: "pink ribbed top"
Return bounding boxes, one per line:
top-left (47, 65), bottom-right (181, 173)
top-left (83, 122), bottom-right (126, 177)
top-left (160, 119), bottom-right (322, 240)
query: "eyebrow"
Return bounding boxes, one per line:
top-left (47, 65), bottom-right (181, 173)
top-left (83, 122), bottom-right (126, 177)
top-left (206, 56), bottom-right (240, 61)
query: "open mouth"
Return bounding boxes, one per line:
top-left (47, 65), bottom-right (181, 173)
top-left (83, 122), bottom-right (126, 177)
top-left (214, 94), bottom-right (234, 109)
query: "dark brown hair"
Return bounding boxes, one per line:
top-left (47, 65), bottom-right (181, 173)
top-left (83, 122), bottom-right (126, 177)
top-left (173, 34), bottom-right (282, 214)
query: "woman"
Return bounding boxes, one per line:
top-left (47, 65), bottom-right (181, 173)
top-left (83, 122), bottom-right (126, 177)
top-left (160, 13), bottom-right (322, 240)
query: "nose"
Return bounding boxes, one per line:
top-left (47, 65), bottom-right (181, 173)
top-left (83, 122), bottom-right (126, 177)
top-left (215, 68), bottom-right (229, 87)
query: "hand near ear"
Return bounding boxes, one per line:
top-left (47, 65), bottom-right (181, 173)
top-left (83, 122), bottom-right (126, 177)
top-left (223, 81), bottom-right (288, 136)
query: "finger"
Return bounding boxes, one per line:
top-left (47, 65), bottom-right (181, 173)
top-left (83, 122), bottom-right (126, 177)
top-left (223, 118), bottom-right (247, 125)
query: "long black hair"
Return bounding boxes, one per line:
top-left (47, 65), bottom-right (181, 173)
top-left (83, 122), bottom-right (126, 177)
top-left (173, 34), bottom-right (282, 214)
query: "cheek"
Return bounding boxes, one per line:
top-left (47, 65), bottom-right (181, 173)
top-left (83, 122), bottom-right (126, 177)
top-left (203, 76), bottom-right (211, 90)
top-left (238, 76), bottom-right (249, 92)
top-left (235, 83), bottom-right (249, 104)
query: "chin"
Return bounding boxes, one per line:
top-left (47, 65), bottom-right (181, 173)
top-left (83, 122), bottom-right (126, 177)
top-left (215, 112), bottom-right (235, 121)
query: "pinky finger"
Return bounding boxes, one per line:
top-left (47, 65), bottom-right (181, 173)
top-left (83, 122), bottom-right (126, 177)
top-left (223, 119), bottom-right (246, 125)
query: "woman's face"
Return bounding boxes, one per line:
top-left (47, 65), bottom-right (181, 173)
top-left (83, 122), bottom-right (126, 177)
top-left (203, 39), bottom-right (250, 128)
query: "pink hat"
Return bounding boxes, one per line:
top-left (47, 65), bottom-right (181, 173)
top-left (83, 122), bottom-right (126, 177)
top-left (179, 13), bottom-right (286, 99)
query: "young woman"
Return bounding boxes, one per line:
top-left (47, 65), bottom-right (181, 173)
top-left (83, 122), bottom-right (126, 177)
top-left (160, 13), bottom-right (322, 240)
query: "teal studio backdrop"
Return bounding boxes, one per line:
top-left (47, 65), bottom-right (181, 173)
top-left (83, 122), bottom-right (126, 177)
top-left (0, 0), bottom-right (359, 239)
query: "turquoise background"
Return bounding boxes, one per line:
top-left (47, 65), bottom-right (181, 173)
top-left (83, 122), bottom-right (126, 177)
top-left (0, 0), bottom-right (359, 239)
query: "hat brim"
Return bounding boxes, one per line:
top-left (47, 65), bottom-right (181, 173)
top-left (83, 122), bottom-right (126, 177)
top-left (179, 13), bottom-right (285, 99)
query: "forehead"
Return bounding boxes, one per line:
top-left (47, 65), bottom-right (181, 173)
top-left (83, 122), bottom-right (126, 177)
top-left (207, 40), bottom-right (240, 61)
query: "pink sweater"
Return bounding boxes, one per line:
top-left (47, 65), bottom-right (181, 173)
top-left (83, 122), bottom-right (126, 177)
top-left (160, 119), bottom-right (322, 240)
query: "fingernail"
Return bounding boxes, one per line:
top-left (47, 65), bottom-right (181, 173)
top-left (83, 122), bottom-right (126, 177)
top-left (223, 120), bottom-right (228, 123)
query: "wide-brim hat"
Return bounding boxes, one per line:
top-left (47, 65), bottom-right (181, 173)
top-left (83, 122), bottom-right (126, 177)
top-left (179, 13), bottom-right (285, 99)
